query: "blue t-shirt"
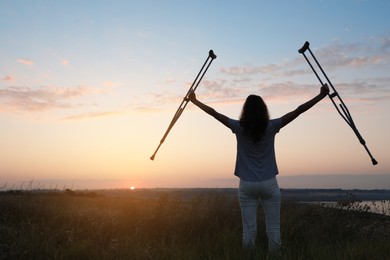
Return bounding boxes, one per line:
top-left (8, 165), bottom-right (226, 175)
top-left (228, 118), bottom-right (283, 181)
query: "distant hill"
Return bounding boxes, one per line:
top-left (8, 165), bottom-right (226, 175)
top-left (281, 188), bottom-right (390, 202)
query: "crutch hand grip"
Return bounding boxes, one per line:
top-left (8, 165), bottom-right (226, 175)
top-left (298, 41), bottom-right (310, 54)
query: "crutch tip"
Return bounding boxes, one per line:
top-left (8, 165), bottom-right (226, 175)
top-left (372, 158), bottom-right (378, 165)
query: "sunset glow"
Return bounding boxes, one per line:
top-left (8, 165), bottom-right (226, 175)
top-left (0, 1), bottom-right (389, 189)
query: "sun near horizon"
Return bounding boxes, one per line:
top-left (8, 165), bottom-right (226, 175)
top-left (0, 1), bottom-right (389, 190)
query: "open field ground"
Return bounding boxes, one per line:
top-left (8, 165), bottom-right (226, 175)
top-left (0, 189), bottom-right (389, 259)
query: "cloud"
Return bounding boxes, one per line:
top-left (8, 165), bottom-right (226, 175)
top-left (135, 75), bottom-right (390, 114)
top-left (61, 59), bottom-right (70, 66)
top-left (133, 106), bottom-right (165, 113)
top-left (103, 80), bottom-right (122, 89)
top-left (380, 36), bottom-right (390, 50)
top-left (3, 75), bottom-right (14, 81)
top-left (61, 111), bottom-right (122, 120)
top-left (17, 58), bottom-right (33, 66)
top-left (133, 79), bottom-right (314, 112)
top-left (220, 57), bottom-right (311, 79)
top-left (132, 91), bottom-right (183, 112)
top-left (220, 37), bottom-right (390, 78)
top-left (197, 79), bottom-right (246, 100)
top-left (141, 36), bottom-right (390, 112)
top-left (315, 42), bottom-right (389, 69)
top-left (258, 81), bottom-right (314, 98)
top-left (164, 78), bottom-right (177, 85)
top-left (0, 85), bottom-right (102, 112)
top-left (343, 77), bottom-right (390, 101)
top-left (200, 77), bottom-right (390, 106)
top-left (220, 63), bottom-right (285, 76)
top-left (136, 31), bottom-right (149, 38)
top-left (130, 80), bottom-right (234, 113)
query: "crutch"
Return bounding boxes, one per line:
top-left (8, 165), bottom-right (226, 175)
top-left (298, 41), bottom-right (378, 165)
top-left (150, 50), bottom-right (217, 161)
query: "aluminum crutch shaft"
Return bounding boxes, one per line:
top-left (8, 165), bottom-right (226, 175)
top-left (298, 41), bottom-right (378, 165)
top-left (150, 50), bottom-right (217, 161)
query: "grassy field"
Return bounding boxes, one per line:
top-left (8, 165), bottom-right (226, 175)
top-left (0, 189), bottom-right (389, 260)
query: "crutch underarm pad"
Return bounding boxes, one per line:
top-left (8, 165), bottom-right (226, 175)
top-left (298, 41), bottom-right (310, 53)
top-left (209, 50), bottom-right (217, 59)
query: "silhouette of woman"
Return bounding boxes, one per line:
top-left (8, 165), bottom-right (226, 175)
top-left (188, 83), bottom-right (329, 255)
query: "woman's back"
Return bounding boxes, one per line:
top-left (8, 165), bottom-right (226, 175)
top-left (228, 118), bottom-right (283, 181)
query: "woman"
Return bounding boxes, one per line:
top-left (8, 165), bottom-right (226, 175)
top-left (188, 84), bottom-right (329, 254)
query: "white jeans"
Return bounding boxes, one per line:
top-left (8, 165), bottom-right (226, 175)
top-left (238, 177), bottom-right (281, 251)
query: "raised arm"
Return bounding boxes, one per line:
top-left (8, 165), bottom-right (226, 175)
top-left (281, 84), bottom-right (329, 128)
top-left (188, 92), bottom-right (230, 128)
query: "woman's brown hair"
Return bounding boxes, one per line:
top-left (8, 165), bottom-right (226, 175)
top-left (239, 95), bottom-right (270, 142)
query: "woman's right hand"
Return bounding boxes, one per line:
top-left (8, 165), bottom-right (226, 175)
top-left (320, 84), bottom-right (330, 97)
top-left (188, 92), bottom-right (197, 102)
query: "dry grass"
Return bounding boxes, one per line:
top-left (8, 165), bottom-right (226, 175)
top-left (0, 189), bottom-right (389, 259)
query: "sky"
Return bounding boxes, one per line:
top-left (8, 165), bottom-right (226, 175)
top-left (1, 0), bottom-right (389, 190)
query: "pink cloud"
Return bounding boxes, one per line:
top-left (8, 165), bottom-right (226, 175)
top-left (61, 111), bottom-right (122, 120)
top-left (3, 75), bottom-right (14, 81)
top-left (17, 58), bottom-right (33, 65)
top-left (0, 85), bottom-right (103, 112)
top-left (220, 64), bottom-right (281, 76)
top-left (103, 81), bottom-right (122, 89)
top-left (61, 59), bottom-right (70, 66)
